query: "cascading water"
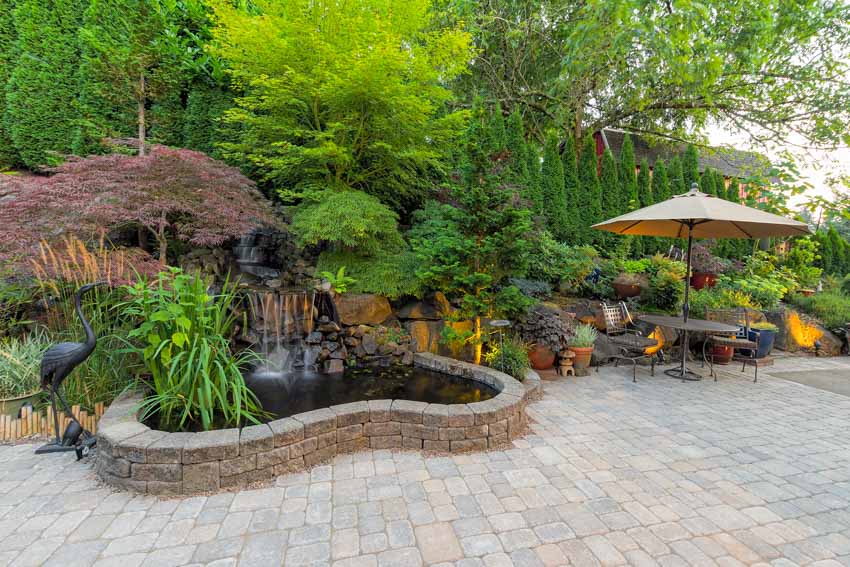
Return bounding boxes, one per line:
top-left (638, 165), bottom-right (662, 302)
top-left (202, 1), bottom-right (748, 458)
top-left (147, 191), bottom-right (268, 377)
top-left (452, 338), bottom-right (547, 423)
top-left (234, 231), bottom-right (281, 280)
top-left (248, 290), bottom-right (321, 377)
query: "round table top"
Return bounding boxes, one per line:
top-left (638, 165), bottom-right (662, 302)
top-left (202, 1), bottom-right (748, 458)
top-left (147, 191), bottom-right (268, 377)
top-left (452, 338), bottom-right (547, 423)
top-left (638, 314), bottom-right (740, 334)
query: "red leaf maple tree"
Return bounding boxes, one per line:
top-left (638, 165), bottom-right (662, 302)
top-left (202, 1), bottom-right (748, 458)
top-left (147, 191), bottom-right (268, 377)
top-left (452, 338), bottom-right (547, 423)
top-left (0, 146), bottom-right (280, 267)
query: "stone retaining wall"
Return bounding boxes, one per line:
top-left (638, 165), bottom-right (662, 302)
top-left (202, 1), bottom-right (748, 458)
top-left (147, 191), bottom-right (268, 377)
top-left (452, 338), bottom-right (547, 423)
top-left (95, 353), bottom-right (540, 495)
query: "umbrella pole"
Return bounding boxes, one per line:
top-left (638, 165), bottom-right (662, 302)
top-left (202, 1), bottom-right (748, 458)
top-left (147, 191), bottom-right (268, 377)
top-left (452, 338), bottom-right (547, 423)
top-left (680, 226), bottom-right (694, 379)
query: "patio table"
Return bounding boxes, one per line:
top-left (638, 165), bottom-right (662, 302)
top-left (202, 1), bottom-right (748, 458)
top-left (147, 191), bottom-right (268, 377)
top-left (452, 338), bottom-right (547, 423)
top-left (638, 314), bottom-right (739, 381)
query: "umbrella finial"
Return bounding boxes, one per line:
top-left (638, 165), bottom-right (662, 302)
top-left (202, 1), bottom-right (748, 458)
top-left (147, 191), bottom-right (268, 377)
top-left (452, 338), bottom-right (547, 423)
top-left (690, 182), bottom-right (699, 192)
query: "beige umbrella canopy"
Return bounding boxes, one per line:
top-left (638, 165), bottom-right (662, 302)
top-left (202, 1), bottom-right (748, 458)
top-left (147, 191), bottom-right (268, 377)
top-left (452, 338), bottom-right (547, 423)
top-left (592, 186), bottom-right (810, 239)
top-left (593, 184), bottom-right (810, 380)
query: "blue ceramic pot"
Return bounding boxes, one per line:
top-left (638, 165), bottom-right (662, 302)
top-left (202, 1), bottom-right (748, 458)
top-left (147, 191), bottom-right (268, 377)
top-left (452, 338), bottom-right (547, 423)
top-left (746, 329), bottom-right (776, 358)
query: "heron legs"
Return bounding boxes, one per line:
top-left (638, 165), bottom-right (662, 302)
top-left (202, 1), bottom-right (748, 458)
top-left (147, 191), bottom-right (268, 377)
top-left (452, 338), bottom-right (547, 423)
top-left (49, 389), bottom-right (62, 445)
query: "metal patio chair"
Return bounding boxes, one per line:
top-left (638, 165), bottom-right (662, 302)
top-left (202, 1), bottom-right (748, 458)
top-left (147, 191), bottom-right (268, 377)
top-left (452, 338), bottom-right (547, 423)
top-left (703, 308), bottom-right (761, 382)
top-left (599, 302), bottom-right (659, 382)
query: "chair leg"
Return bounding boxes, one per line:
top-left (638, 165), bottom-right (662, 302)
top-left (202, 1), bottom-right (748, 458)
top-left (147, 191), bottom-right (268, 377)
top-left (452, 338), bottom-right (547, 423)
top-left (651, 355), bottom-right (655, 377)
top-left (632, 359), bottom-right (637, 383)
top-left (754, 363), bottom-right (758, 383)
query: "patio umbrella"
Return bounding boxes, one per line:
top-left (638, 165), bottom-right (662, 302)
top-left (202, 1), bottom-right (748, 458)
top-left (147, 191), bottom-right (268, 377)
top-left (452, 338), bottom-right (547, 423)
top-left (592, 183), bottom-right (809, 378)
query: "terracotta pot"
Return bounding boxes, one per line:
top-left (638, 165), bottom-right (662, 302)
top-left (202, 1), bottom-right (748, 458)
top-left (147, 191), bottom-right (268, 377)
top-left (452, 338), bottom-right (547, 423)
top-left (528, 345), bottom-right (556, 370)
top-left (569, 346), bottom-right (594, 371)
top-left (710, 344), bottom-right (734, 365)
top-left (691, 272), bottom-right (717, 290)
top-left (613, 282), bottom-right (641, 299)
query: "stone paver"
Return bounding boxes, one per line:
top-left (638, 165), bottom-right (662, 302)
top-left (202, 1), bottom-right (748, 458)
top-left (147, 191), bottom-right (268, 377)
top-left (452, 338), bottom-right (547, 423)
top-left (2, 357), bottom-right (850, 565)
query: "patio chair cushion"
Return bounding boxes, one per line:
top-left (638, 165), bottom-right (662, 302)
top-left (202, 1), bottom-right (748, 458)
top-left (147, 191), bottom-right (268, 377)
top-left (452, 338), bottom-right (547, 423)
top-left (708, 335), bottom-right (757, 349)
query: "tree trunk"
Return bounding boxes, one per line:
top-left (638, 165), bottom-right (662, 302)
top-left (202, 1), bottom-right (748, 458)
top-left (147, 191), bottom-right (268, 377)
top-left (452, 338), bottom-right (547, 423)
top-left (138, 73), bottom-right (146, 157)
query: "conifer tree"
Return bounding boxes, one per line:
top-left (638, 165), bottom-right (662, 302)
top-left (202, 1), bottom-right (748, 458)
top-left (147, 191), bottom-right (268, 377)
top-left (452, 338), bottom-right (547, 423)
top-left (5, 0), bottom-right (86, 168)
top-left (561, 132), bottom-right (580, 242)
top-left (653, 159), bottom-right (671, 203)
top-left (683, 144), bottom-right (700, 190)
top-left (577, 134), bottom-right (601, 245)
top-left (504, 108), bottom-right (529, 188)
top-left (597, 148), bottom-right (619, 249)
top-left (0, 0), bottom-right (19, 166)
top-left (488, 102), bottom-right (507, 152)
top-left (541, 133), bottom-right (569, 239)
top-left (182, 85), bottom-right (233, 157)
top-left (618, 133), bottom-right (638, 209)
top-left (700, 167), bottom-right (717, 196)
top-left (818, 230), bottom-right (834, 273)
top-left (524, 142), bottom-right (543, 217)
top-left (669, 155), bottom-right (686, 194)
top-left (634, 158), bottom-right (653, 256)
top-left (828, 226), bottom-right (846, 275)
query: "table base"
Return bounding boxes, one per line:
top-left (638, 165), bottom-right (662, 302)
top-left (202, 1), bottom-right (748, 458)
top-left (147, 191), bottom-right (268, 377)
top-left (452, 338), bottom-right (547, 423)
top-left (664, 366), bottom-right (703, 382)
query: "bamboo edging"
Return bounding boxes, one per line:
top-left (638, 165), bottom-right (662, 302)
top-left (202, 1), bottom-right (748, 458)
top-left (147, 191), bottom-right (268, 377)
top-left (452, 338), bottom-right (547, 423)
top-left (0, 402), bottom-right (105, 443)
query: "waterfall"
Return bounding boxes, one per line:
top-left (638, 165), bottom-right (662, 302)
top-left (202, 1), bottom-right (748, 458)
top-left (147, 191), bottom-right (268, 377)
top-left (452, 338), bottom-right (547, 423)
top-left (233, 230), bottom-right (281, 280)
top-left (248, 290), bottom-right (321, 376)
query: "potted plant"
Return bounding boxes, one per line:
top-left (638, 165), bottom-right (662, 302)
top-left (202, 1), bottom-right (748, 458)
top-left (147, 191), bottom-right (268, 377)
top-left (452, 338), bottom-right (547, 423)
top-left (0, 332), bottom-right (47, 416)
top-left (710, 341), bottom-right (735, 365)
top-left (689, 244), bottom-right (728, 290)
top-left (612, 259), bottom-right (651, 299)
top-left (568, 324), bottom-right (598, 371)
top-left (515, 304), bottom-right (572, 370)
top-left (748, 321), bottom-right (779, 358)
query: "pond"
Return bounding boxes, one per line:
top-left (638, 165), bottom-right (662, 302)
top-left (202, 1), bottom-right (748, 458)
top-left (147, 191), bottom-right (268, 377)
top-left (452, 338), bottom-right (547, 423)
top-left (246, 365), bottom-right (499, 419)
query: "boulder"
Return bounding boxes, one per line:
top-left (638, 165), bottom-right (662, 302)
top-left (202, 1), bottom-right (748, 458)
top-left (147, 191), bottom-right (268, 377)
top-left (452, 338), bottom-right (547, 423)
top-left (767, 307), bottom-right (843, 355)
top-left (396, 292), bottom-right (451, 321)
top-left (334, 294), bottom-right (393, 326)
top-left (362, 334), bottom-right (378, 355)
top-left (404, 320), bottom-right (443, 353)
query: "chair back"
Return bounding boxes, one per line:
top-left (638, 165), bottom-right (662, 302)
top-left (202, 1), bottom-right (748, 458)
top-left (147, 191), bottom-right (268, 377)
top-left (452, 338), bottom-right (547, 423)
top-left (705, 307), bottom-right (750, 338)
top-left (601, 302), bottom-right (632, 336)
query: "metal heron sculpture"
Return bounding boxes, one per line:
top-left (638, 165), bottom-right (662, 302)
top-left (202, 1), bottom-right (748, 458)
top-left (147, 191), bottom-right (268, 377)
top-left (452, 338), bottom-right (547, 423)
top-left (35, 282), bottom-right (103, 457)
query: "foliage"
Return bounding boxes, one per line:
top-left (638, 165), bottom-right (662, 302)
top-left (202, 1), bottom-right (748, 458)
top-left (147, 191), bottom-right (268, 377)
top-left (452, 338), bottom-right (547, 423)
top-left (0, 275), bottom-right (37, 337)
top-left (319, 266), bottom-right (355, 295)
top-left (509, 278), bottom-right (552, 300)
top-left (516, 303), bottom-right (573, 353)
top-left (0, 0), bottom-right (18, 167)
top-left (623, 259), bottom-right (651, 274)
top-left (410, 116), bottom-right (533, 363)
top-left (438, 1), bottom-right (850, 150)
top-left (644, 268), bottom-right (684, 313)
top-left (505, 109), bottom-right (530, 190)
top-left (780, 237), bottom-right (822, 289)
top-left (315, 249), bottom-right (423, 300)
top-left (524, 232), bottom-right (596, 291)
top-left (717, 275), bottom-right (786, 311)
top-left (751, 321), bottom-right (778, 332)
top-left (569, 324), bottom-right (598, 348)
top-left (597, 148), bottom-right (619, 251)
top-left (689, 243), bottom-right (730, 274)
top-left (5, 0), bottom-right (85, 168)
top-left (668, 155), bottom-right (686, 194)
top-left (560, 132), bottom-right (580, 242)
top-left (210, 0), bottom-right (472, 215)
top-left (787, 292), bottom-right (850, 329)
top-left (292, 190), bottom-right (403, 257)
top-left (688, 287), bottom-right (759, 320)
top-left (483, 335), bottom-right (529, 381)
top-left (183, 86), bottom-right (233, 157)
top-left (653, 159), bottom-right (671, 203)
top-left (0, 329), bottom-right (48, 398)
top-left (0, 147), bottom-right (279, 266)
top-left (576, 134), bottom-right (601, 245)
top-left (541, 133), bottom-right (568, 239)
top-left (843, 275), bottom-right (850, 296)
top-left (120, 269), bottom-right (266, 431)
top-left (618, 134), bottom-right (638, 209)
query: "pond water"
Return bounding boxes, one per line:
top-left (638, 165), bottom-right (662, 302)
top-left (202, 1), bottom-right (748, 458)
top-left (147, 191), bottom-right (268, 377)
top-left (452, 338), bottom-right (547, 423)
top-left (246, 365), bottom-right (499, 420)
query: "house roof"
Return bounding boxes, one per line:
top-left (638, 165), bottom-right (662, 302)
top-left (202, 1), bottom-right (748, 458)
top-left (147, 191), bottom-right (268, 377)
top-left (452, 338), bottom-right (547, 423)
top-left (598, 129), bottom-right (772, 179)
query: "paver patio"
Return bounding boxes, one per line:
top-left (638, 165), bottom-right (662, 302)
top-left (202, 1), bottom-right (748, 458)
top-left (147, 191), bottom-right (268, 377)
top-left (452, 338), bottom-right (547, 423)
top-left (2, 356), bottom-right (850, 567)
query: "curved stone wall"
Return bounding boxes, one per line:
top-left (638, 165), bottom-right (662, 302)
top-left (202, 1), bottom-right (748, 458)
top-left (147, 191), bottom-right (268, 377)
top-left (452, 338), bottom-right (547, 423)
top-left (95, 353), bottom-right (540, 495)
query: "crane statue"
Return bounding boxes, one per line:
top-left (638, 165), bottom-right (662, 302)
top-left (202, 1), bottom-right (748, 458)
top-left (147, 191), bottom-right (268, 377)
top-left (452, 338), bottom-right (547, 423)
top-left (35, 282), bottom-right (103, 458)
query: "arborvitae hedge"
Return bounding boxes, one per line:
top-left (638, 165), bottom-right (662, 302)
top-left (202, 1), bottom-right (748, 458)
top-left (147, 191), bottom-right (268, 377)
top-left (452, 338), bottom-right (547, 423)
top-left (524, 142), bottom-right (543, 216)
top-left (653, 159), bottom-right (671, 202)
top-left (633, 158), bottom-right (653, 257)
top-left (618, 133), bottom-right (638, 209)
top-left (561, 132), bottom-right (579, 243)
top-left (6, 0), bottom-right (86, 168)
top-left (541, 133), bottom-right (568, 239)
top-left (597, 148), bottom-right (619, 250)
top-left (577, 134), bottom-right (601, 245)
top-left (488, 102), bottom-right (507, 153)
top-left (700, 167), bottom-right (716, 196)
top-left (683, 144), bottom-right (700, 190)
top-left (0, 0), bottom-right (18, 166)
top-left (504, 109), bottom-right (528, 186)
top-left (669, 155), bottom-right (686, 194)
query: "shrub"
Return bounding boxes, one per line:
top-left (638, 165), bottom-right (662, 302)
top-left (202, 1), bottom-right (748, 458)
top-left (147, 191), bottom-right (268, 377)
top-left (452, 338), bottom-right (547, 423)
top-left (0, 329), bottom-right (49, 398)
top-left (318, 266), bottom-right (355, 294)
top-left (645, 269), bottom-right (685, 312)
top-left (291, 190), bottom-right (404, 256)
top-left (841, 274), bottom-right (850, 296)
top-left (483, 336), bottom-right (530, 381)
top-left (515, 304), bottom-right (572, 353)
top-left (781, 236), bottom-right (822, 289)
top-left (0, 275), bottom-right (37, 337)
top-left (120, 269), bottom-right (266, 431)
top-left (525, 231), bottom-right (596, 289)
top-left (717, 275), bottom-right (786, 310)
top-left (689, 243), bottom-right (730, 274)
top-left (316, 249), bottom-right (424, 299)
top-left (509, 278), bottom-right (552, 300)
top-left (688, 287), bottom-right (758, 319)
top-left (787, 292), bottom-right (850, 329)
